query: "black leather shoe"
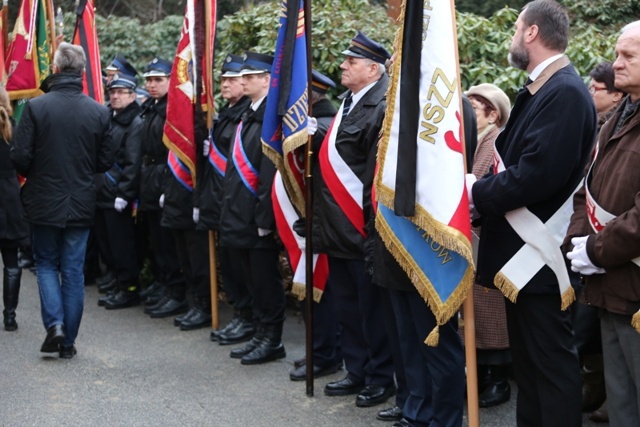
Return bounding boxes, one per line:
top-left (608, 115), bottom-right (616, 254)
top-left (59, 345), bottom-right (77, 359)
top-left (104, 290), bottom-right (141, 310)
top-left (293, 356), bottom-right (306, 369)
top-left (289, 363), bottom-right (341, 381)
top-left (97, 288), bottom-right (117, 307)
top-left (230, 334), bottom-right (263, 359)
top-left (324, 376), bottom-right (364, 396)
top-left (96, 271), bottom-right (114, 286)
top-left (392, 419), bottom-right (411, 427)
top-left (180, 308), bottom-right (212, 331)
top-left (356, 384), bottom-right (397, 407)
top-left (478, 380), bottom-right (510, 407)
top-left (148, 298), bottom-right (187, 318)
top-left (377, 405), bottom-right (403, 421)
top-left (139, 281), bottom-right (163, 299)
top-left (241, 341), bottom-right (286, 365)
top-left (41, 324), bottom-right (65, 353)
top-left (174, 307), bottom-right (196, 327)
top-left (210, 317), bottom-right (240, 342)
top-left (144, 295), bottom-right (170, 314)
top-left (218, 319), bottom-right (255, 345)
top-left (144, 292), bottom-right (164, 307)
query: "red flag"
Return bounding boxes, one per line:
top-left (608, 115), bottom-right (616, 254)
top-left (72, 0), bottom-right (103, 103)
top-left (163, 0), bottom-right (217, 190)
top-left (6, 0), bottom-right (51, 100)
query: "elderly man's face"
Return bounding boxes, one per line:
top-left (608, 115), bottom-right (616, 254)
top-left (613, 26), bottom-right (640, 101)
top-left (340, 56), bottom-right (376, 93)
top-left (221, 76), bottom-right (244, 104)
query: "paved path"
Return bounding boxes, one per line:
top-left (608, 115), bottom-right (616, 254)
top-left (0, 268), bottom-right (606, 426)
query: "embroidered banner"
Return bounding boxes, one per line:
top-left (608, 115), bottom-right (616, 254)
top-left (73, 0), bottom-right (103, 103)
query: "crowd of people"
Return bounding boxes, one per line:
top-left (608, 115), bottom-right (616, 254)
top-left (1, 0), bottom-right (640, 425)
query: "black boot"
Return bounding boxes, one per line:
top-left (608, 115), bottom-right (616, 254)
top-left (478, 365), bottom-right (511, 407)
top-left (241, 323), bottom-right (286, 365)
top-left (230, 325), bottom-right (265, 359)
top-left (3, 267), bottom-right (22, 331)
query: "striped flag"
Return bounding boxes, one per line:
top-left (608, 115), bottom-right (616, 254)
top-left (6, 0), bottom-right (52, 100)
top-left (73, 0), bottom-right (103, 103)
top-left (163, 0), bottom-right (217, 191)
top-left (374, 0), bottom-right (474, 345)
top-left (261, 0), bottom-right (309, 215)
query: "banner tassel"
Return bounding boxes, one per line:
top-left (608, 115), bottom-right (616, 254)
top-left (424, 325), bottom-right (440, 347)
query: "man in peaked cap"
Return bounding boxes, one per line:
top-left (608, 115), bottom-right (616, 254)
top-left (95, 73), bottom-right (144, 310)
top-left (105, 54), bottom-right (138, 84)
top-left (218, 51), bottom-right (287, 365)
top-left (138, 57), bottom-right (188, 319)
top-left (198, 53), bottom-right (254, 342)
top-left (313, 31), bottom-right (396, 408)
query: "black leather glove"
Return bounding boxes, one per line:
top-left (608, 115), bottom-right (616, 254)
top-left (292, 218), bottom-right (306, 237)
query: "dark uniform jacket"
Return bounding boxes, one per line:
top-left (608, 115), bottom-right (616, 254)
top-left (314, 74), bottom-right (388, 259)
top-left (139, 95), bottom-right (169, 211)
top-left (11, 73), bottom-right (113, 228)
top-left (472, 57), bottom-right (597, 295)
top-left (96, 101), bottom-right (143, 209)
top-left (218, 99), bottom-right (279, 249)
top-left (198, 96), bottom-right (250, 231)
top-left (565, 97), bottom-right (640, 315)
top-left (0, 123), bottom-right (29, 247)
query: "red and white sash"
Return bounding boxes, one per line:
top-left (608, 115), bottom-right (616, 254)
top-left (318, 99), bottom-right (366, 237)
top-left (272, 171), bottom-right (329, 302)
top-left (492, 147), bottom-right (577, 309)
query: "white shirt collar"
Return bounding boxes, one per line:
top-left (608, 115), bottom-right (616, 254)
top-left (347, 79), bottom-right (379, 114)
top-left (251, 96), bottom-right (266, 111)
top-left (529, 53), bottom-right (564, 81)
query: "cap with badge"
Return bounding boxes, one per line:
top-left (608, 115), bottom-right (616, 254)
top-left (342, 31), bottom-right (391, 65)
top-left (105, 54), bottom-right (138, 78)
top-left (143, 57), bottom-right (172, 78)
top-left (221, 54), bottom-right (244, 78)
top-left (107, 73), bottom-right (137, 90)
top-left (311, 70), bottom-right (336, 94)
top-left (241, 51), bottom-right (274, 75)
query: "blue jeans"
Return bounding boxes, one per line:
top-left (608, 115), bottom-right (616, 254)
top-left (32, 225), bottom-right (89, 346)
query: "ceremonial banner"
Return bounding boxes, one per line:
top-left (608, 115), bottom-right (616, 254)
top-left (261, 0), bottom-right (309, 215)
top-left (6, 0), bottom-right (51, 100)
top-left (163, 0), bottom-right (216, 190)
top-left (374, 0), bottom-right (473, 345)
top-left (0, 3), bottom-right (8, 83)
top-left (73, 0), bottom-right (103, 103)
top-left (272, 171), bottom-right (328, 302)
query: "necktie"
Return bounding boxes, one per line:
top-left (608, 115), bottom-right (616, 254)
top-left (342, 95), bottom-right (353, 120)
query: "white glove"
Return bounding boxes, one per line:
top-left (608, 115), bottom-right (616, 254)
top-left (159, 194), bottom-right (165, 208)
top-left (307, 117), bottom-right (318, 136)
top-left (258, 228), bottom-right (273, 237)
top-left (567, 236), bottom-right (605, 275)
top-left (193, 207), bottom-right (200, 224)
top-left (203, 138), bottom-right (211, 156)
top-left (465, 174), bottom-right (477, 208)
top-left (114, 197), bottom-right (128, 212)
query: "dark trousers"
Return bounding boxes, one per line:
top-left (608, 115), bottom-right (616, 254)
top-left (0, 247), bottom-right (18, 268)
top-left (381, 287), bottom-right (409, 409)
top-left (173, 229), bottom-right (210, 309)
top-left (221, 246), bottom-right (252, 312)
top-left (95, 208), bottom-right (139, 289)
top-left (143, 210), bottom-right (184, 299)
top-left (389, 288), bottom-right (464, 427)
top-left (506, 293), bottom-right (581, 427)
top-left (299, 279), bottom-right (342, 368)
top-left (237, 248), bottom-right (284, 325)
top-left (328, 256), bottom-right (394, 386)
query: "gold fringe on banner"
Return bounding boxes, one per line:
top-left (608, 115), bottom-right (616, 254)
top-left (632, 310), bottom-right (640, 334)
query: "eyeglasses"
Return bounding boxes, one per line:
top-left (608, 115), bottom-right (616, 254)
top-left (589, 85), bottom-right (608, 95)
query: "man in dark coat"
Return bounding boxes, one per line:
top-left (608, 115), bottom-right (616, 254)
top-left (467, 1), bottom-right (597, 425)
top-left (10, 42), bottom-right (114, 358)
top-left (94, 73), bottom-right (144, 310)
top-left (197, 54), bottom-right (254, 343)
top-left (218, 52), bottom-right (286, 365)
top-left (138, 58), bottom-right (187, 319)
top-left (314, 32), bottom-right (395, 407)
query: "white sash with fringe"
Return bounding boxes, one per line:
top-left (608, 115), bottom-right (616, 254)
top-left (492, 147), bottom-right (576, 309)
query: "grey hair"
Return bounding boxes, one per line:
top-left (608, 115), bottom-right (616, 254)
top-left (365, 58), bottom-right (386, 77)
top-left (621, 20), bottom-right (640, 34)
top-left (53, 42), bottom-right (86, 74)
